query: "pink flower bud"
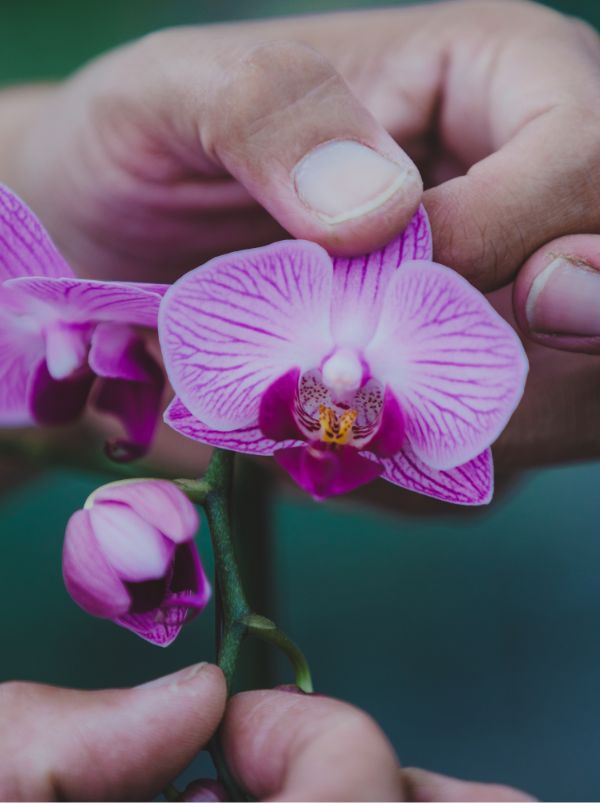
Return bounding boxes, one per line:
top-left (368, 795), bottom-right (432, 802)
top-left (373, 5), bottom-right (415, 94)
top-left (63, 479), bottom-right (210, 646)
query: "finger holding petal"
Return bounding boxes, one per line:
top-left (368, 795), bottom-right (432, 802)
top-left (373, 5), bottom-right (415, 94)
top-left (159, 241), bottom-right (334, 431)
top-left (331, 205), bottom-right (432, 347)
top-left (378, 445), bottom-right (493, 506)
top-left (5, 277), bottom-right (163, 328)
top-left (366, 260), bottom-right (528, 469)
top-left (0, 184), bottom-right (73, 280)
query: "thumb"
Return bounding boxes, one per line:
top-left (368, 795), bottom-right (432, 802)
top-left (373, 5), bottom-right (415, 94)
top-left (513, 234), bottom-right (600, 353)
top-left (0, 663), bottom-right (226, 801)
top-left (134, 32), bottom-right (423, 256)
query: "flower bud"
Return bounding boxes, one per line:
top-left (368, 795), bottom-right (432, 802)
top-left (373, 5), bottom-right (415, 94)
top-left (63, 479), bottom-right (210, 646)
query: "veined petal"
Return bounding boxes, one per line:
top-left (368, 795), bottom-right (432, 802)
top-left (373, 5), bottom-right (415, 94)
top-left (159, 241), bottom-right (334, 430)
top-left (377, 445), bottom-right (493, 506)
top-left (0, 185), bottom-right (73, 280)
top-left (0, 300), bottom-right (44, 425)
top-left (365, 260), bottom-right (528, 469)
top-left (5, 276), bottom-right (163, 328)
top-left (331, 205), bottom-right (432, 346)
top-left (63, 510), bottom-right (131, 618)
top-left (164, 396), bottom-right (293, 455)
top-left (274, 443), bottom-right (383, 500)
top-left (92, 479), bottom-right (199, 545)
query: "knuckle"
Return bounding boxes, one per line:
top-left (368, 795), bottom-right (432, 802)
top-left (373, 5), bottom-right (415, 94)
top-left (204, 38), bottom-right (340, 158)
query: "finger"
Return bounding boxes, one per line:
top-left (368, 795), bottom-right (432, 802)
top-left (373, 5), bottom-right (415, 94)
top-left (0, 663), bottom-right (226, 802)
top-left (402, 768), bottom-right (535, 802)
top-left (222, 688), bottom-right (404, 801)
top-left (125, 31), bottom-right (423, 257)
top-left (513, 234), bottom-right (600, 354)
top-left (425, 106), bottom-right (600, 291)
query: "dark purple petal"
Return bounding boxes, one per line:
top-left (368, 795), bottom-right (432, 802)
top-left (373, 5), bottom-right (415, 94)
top-left (63, 510), bottom-right (131, 618)
top-left (378, 444), bottom-right (493, 505)
top-left (330, 205), bottom-right (431, 347)
top-left (92, 478), bottom-right (199, 544)
top-left (159, 240), bottom-right (334, 430)
top-left (365, 389), bottom-right (405, 458)
top-left (365, 260), bottom-right (528, 469)
top-left (117, 543), bottom-right (210, 647)
top-left (274, 443), bottom-right (383, 500)
top-left (0, 185), bottom-right (73, 280)
top-left (89, 324), bottom-right (150, 381)
top-left (91, 336), bottom-right (165, 462)
top-left (258, 368), bottom-right (303, 442)
top-left (6, 276), bottom-right (163, 328)
top-left (164, 397), bottom-right (292, 455)
top-left (29, 361), bottom-right (94, 425)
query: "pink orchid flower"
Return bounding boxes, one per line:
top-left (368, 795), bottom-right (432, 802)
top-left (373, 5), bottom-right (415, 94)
top-left (0, 186), bottom-right (167, 459)
top-left (63, 479), bottom-right (210, 646)
top-left (159, 207), bottom-right (528, 505)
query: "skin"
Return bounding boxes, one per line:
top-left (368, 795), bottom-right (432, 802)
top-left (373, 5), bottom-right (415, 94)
top-left (0, 666), bottom-right (533, 801)
top-left (0, 0), bottom-right (598, 797)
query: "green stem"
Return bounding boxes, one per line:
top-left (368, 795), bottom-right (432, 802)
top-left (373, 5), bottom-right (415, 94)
top-left (244, 614), bottom-right (314, 693)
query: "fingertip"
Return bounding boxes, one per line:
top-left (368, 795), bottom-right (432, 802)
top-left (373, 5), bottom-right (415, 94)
top-left (402, 768), bottom-right (535, 802)
top-left (513, 234), bottom-right (600, 353)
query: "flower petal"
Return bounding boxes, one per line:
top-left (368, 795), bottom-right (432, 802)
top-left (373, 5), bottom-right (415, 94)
top-left (90, 331), bottom-right (165, 461)
top-left (159, 241), bottom-right (334, 430)
top-left (0, 185), bottom-right (73, 280)
top-left (164, 396), bottom-right (290, 455)
top-left (378, 445), bottom-right (493, 505)
top-left (259, 368), bottom-right (303, 442)
top-left (366, 389), bottom-right (405, 458)
top-left (90, 502), bottom-right (174, 581)
top-left (29, 361), bottom-right (94, 425)
top-left (63, 509), bottom-right (131, 618)
top-left (330, 205), bottom-right (431, 346)
top-left (5, 276), bottom-right (163, 328)
top-left (89, 323), bottom-right (150, 381)
top-left (118, 542), bottom-right (210, 647)
top-left (92, 479), bottom-right (199, 545)
top-left (0, 299), bottom-right (44, 425)
top-left (365, 260), bottom-right (528, 469)
top-left (45, 321), bottom-right (91, 380)
top-left (274, 443), bottom-right (383, 500)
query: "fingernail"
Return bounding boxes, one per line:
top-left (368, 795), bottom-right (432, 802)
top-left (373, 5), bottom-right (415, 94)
top-left (137, 662), bottom-right (208, 690)
top-left (526, 256), bottom-right (600, 336)
top-left (293, 140), bottom-right (413, 224)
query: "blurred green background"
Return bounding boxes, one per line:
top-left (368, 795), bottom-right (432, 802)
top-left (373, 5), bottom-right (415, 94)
top-left (2, 1), bottom-right (600, 801)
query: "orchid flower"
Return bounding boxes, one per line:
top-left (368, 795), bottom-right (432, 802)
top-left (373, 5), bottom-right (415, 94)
top-left (159, 207), bottom-right (528, 505)
top-left (63, 479), bottom-right (210, 646)
top-left (0, 186), bottom-right (167, 459)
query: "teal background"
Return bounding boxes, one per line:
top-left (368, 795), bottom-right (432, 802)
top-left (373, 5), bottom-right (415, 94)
top-left (2, 2), bottom-right (600, 801)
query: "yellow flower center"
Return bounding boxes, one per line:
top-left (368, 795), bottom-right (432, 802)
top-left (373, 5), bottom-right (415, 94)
top-left (318, 405), bottom-right (357, 446)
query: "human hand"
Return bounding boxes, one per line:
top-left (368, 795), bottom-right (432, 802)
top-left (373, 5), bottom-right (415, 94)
top-left (0, 667), bottom-right (534, 802)
top-left (4, 0), bottom-right (600, 470)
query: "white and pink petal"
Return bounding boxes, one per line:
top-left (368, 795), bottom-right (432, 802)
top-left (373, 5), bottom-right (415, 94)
top-left (159, 241), bottom-right (334, 430)
top-left (365, 260), bottom-right (528, 469)
top-left (330, 205), bottom-right (432, 347)
top-left (377, 444), bottom-right (493, 506)
top-left (0, 185), bottom-right (73, 280)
